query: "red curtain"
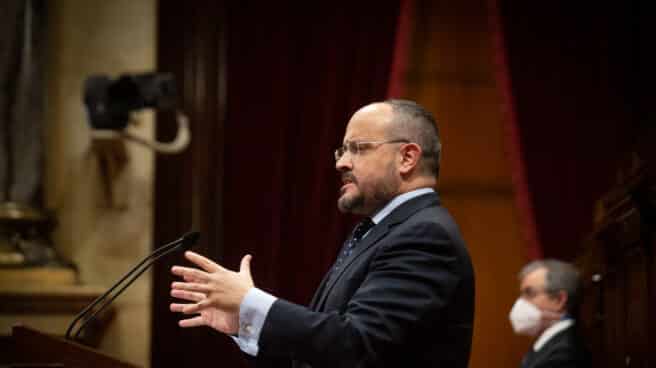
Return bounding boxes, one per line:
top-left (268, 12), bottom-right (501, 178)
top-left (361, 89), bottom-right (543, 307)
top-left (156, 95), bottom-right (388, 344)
top-left (488, 0), bottom-right (542, 260)
top-left (386, 0), bottom-right (413, 98)
top-left (488, 1), bottom-right (639, 261)
top-left (222, 0), bottom-right (402, 309)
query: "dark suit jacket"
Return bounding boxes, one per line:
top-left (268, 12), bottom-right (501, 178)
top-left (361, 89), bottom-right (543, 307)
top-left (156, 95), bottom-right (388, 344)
top-left (521, 325), bottom-right (591, 368)
top-left (256, 192), bottom-right (475, 367)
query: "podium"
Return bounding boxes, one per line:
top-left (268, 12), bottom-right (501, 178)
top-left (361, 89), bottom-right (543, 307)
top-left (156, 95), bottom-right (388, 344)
top-left (5, 325), bottom-right (139, 368)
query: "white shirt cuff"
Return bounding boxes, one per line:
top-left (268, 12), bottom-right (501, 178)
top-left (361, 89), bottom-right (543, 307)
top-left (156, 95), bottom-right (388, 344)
top-left (231, 287), bottom-right (277, 356)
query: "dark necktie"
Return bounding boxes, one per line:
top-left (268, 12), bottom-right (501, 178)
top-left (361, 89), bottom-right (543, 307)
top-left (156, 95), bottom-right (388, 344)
top-left (331, 218), bottom-right (375, 273)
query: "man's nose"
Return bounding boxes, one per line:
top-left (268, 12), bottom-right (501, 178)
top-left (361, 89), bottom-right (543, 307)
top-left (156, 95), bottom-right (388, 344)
top-left (335, 154), bottom-right (352, 171)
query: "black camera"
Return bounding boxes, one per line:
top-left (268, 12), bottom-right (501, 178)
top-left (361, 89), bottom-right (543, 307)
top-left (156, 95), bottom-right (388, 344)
top-left (83, 72), bottom-right (177, 130)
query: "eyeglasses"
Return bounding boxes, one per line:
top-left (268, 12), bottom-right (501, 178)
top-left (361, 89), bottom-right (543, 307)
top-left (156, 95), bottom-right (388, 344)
top-left (334, 139), bottom-right (410, 162)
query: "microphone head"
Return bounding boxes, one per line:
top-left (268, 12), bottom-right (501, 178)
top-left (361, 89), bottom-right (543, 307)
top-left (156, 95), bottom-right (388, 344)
top-left (181, 231), bottom-right (201, 249)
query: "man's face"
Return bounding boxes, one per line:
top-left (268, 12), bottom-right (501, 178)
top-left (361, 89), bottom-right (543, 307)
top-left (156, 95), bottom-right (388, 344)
top-left (519, 267), bottom-right (564, 314)
top-left (335, 104), bottom-right (402, 215)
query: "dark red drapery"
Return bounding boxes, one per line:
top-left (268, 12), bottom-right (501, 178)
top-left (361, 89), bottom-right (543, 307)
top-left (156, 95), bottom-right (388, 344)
top-left (386, 0), bottom-right (413, 98)
top-left (222, 0), bottom-right (402, 309)
top-left (489, 1), bottom-right (640, 261)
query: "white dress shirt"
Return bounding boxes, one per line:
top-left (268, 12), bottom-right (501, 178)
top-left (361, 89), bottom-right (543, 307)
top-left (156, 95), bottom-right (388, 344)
top-left (533, 318), bottom-right (575, 351)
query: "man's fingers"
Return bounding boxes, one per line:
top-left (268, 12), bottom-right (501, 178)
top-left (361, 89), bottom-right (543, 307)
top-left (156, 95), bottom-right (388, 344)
top-left (171, 266), bottom-right (210, 282)
top-left (183, 274), bottom-right (202, 283)
top-left (172, 281), bottom-right (212, 293)
top-left (240, 254), bottom-right (253, 279)
top-left (181, 300), bottom-right (210, 314)
top-left (185, 251), bottom-right (222, 273)
top-left (170, 303), bottom-right (188, 312)
top-left (179, 316), bottom-right (205, 328)
top-left (170, 301), bottom-right (206, 315)
top-left (171, 289), bottom-right (205, 302)
top-left (182, 303), bottom-right (200, 314)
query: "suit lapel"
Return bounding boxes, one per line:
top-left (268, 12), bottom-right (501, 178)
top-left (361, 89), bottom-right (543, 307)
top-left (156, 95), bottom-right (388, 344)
top-left (313, 193), bottom-right (440, 310)
top-left (523, 328), bottom-right (571, 368)
top-left (521, 348), bottom-right (537, 368)
top-left (309, 271), bottom-right (331, 310)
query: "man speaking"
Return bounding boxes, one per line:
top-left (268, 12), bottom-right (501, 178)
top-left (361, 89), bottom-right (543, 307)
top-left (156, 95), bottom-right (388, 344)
top-left (169, 99), bottom-right (475, 367)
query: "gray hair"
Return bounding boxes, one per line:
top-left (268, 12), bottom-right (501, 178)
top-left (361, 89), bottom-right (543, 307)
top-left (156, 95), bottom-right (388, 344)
top-left (519, 259), bottom-right (582, 314)
top-left (383, 99), bottom-right (442, 178)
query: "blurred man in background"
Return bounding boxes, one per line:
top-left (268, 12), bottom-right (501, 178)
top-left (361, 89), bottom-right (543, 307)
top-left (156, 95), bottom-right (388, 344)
top-left (510, 259), bottom-right (591, 368)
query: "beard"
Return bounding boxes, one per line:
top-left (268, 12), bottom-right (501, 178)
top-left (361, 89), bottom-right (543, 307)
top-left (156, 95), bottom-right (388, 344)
top-left (338, 162), bottom-right (399, 215)
top-left (338, 188), bottom-right (364, 214)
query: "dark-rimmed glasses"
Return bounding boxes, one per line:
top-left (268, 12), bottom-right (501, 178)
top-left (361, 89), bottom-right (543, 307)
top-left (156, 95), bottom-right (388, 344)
top-left (334, 139), bottom-right (410, 162)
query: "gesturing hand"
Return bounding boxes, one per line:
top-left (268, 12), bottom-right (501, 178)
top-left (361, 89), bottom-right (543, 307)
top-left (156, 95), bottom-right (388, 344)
top-left (170, 251), bottom-right (254, 335)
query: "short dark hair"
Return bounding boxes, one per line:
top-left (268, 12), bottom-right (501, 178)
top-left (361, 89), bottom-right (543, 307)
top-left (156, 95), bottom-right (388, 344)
top-left (519, 259), bottom-right (582, 315)
top-left (383, 99), bottom-right (441, 177)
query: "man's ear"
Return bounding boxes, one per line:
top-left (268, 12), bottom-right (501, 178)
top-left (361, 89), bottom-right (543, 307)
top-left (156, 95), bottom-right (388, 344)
top-left (552, 290), bottom-right (569, 313)
top-left (398, 143), bottom-right (422, 175)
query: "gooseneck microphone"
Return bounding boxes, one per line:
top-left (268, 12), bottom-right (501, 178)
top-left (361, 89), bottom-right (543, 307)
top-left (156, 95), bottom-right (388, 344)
top-left (65, 231), bottom-right (200, 341)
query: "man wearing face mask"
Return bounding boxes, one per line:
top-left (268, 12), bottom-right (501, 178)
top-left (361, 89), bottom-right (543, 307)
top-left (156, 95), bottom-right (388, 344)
top-left (509, 259), bottom-right (591, 368)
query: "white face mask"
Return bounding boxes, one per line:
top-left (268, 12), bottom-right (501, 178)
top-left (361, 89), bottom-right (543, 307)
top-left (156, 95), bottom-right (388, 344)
top-left (509, 298), bottom-right (543, 336)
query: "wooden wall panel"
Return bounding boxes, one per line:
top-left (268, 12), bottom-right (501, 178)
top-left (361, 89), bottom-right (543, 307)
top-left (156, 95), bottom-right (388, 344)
top-left (577, 143), bottom-right (656, 367)
top-left (443, 196), bottom-right (531, 368)
top-left (407, 83), bottom-right (510, 187)
top-left (409, 2), bottom-right (494, 79)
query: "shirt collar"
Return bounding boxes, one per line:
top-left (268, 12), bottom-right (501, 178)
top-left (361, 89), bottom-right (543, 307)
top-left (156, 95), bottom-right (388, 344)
top-left (371, 188), bottom-right (435, 225)
top-left (533, 319), bottom-right (574, 351)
